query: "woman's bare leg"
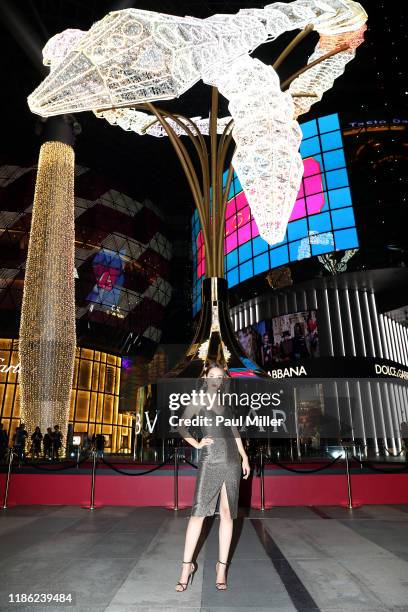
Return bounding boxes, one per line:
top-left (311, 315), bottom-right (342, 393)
top-left (217, 482), bottom-right (233, 586)
top-left (176, 516), bottom-right (205, 590)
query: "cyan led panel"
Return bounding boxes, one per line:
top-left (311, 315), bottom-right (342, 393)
top-left (192, 113), bottom-right (358, 315)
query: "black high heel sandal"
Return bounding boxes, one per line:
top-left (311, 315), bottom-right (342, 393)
top-left (175, 560), bottom-right (197, 592)
top-left (215, 560), bottom-right (229, 590)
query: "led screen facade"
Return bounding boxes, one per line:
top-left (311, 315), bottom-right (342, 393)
top-left (192, 113), bottom-right (358, 315)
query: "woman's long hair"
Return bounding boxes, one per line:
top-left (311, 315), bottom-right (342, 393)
top-left (199, 360), bottom-right (231, 395)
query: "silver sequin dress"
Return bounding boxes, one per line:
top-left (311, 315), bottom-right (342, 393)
top-left (190, 404), bottom-right (242, 519)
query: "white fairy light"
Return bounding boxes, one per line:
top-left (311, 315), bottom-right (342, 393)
top-left (27, 0), bottom-right (367, 245)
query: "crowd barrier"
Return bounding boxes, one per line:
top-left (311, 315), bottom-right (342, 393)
top-left (1, 444), bottom-right (407, 510)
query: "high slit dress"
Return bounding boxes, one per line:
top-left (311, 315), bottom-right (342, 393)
top-left (190, 404), bottom-right (242, 519)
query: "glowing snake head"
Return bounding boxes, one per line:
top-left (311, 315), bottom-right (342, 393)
top-left (313, 0), bottom-right (367, 34)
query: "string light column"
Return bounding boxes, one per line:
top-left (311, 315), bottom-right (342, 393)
top-left (19, 117), bottom-right (77, 441)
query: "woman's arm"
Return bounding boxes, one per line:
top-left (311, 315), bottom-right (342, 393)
top-left (175, 401), bottom-right (213, 450)
top-left (232, 424), bottom-right (250, 479)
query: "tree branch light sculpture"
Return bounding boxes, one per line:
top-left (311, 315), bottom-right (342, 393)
top-left (27, 0), bottom-right (367, 377)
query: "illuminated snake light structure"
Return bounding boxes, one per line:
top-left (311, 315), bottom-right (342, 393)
top-left (28, 0), bottom-right (367, 245)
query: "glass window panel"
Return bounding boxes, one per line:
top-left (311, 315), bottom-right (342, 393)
top-left (103, 396), bottom-right (114, 423)
top-left (308, 212), bottom-right (332, 233)
top-left (270, 246), bottom-right (289, 267)
top-left (290, 198), bottom-right (306, 220)
top-left (306, 192), bottom-right (327, 216)
top-left (323, 149), bottom-right (346, 171)
top-left (226, 268), bottom-right (239, 287)
top-left (237, 222), bottom-right (252, 246)
top-left (226, 250), bottom-right (238, 269)
top-left (304, 173), bottom-right (324, 196)
top-left (254, 253), bottom-right (270, 275)
top-left (320, 131), bottom-right (342, 151)
top-left (238, 241), bottom-right (252, 263)
top-left (326, 169), bottom-right (348, 190)
top-left (289, 239), bottom-right (306, 261)
top-left (252, 236), bottom-right (268, 256)
top-left (311, 235), bottom-right (335, 255)
top-left (288, 218), bottom-right (308, 241)
top-left (328, 187), bottom-right (352, 209)
top-left (318, 113), bottom-right (340, 133)
top-left (92, 362), bottom-right (100, 391)
top-left (300, 137), bottom-right (321, 157)
top-left (331, 207), bottom-right (356, 229)
top-left (97, 394), bottom-right (104, 423)
top-left (76, 391), bottom-right (90, 422)
top-left (239, 260), bottom-right (253, 282)
top-left (3, 385), bottom-right (16, 418)
top-left (300, 119), bottom-right (318, 138)
top-left (89, 393), bottom-right (97, 422)
top-left (80, 348), bottom-right (94, 360)
top-left (225, 232), bottom-right (238, 253)
top-left (0, 350), bottom-right (11, 383)
top-left (69, 392), bottom-right (76, 420)
top-left (303, 154), bottom-right (323, 177)
top-left (78, 359), bottom-right (92, 390)
top-left (334, 228), bottom-right (359, 250)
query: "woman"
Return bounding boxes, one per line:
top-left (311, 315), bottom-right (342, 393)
top-left (175, 362), bottom-right (250, 592)
top-left (30, 426), bottom-right (43, 458)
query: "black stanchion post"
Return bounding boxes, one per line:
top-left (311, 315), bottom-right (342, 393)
top-left (260, 448), bottom-right (265, 512)
top-left (173, 446), bottom-right (179, 511)
top-left (2, 449), bottom-right (14, 509)
top-left (344, 445), bottom-right (353, 509)
top-left (90, 448), bottom-right (97, 510)
top-left (80, 448), bottom-right (98, 511)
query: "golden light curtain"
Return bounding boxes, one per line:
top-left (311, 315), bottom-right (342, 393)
top-left (19, 140), bottom-right (76, 440)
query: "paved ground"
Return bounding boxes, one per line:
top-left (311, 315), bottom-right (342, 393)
top-left (1, 504), bottom-right (408, 611)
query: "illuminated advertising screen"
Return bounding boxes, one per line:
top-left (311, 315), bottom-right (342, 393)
top-left (192, 113), bottom-right (358, 315)
top-left (237, 310), bottom-right (319, 370)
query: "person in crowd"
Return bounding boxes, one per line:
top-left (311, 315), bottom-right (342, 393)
top-left (43, 427), bottom-right (54, 460)
top-left (260, 333), bottom-right (274, 369)
top-left (30, 426), bottom-right (43, 458)
top-left (279, 330), bottom-right (293, 361)
top-left (13, 423), bottom-right (28, 463)
top-left (306, 311), bottom-right (319, 357)
top-left (82, 434), bottom-right (92, 458)
top-left (53, 425), bottom-right (63, 459)
top-left (292, 322), bottom-right (310, 360)
top-left (95, 433), bottom-right (105, 458)
top-left (0, 423), bottom-right (9, 461)
top-left (400, 422), bottom-right (408, 450)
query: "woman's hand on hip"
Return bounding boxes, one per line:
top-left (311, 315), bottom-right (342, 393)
top-left (241, 456), bottom-right (250, 479)
top-left (196, 437), bottom-right (214, 449)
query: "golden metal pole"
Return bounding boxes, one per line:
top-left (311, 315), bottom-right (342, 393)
top-left (137, 108), bottom-right (211, 229)
top-left (145, 102), bottom-right (213, 276)
top-left (273, 24), bottom-right (314, 70)
top-left (210, 87), bottom-right (219, 276)
top-left (217, 159), bottom-right (235, 276)
top-left (281, 43), bottom-right (350, 90)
